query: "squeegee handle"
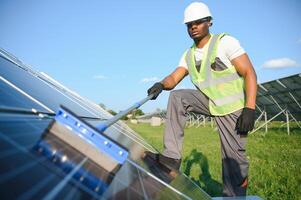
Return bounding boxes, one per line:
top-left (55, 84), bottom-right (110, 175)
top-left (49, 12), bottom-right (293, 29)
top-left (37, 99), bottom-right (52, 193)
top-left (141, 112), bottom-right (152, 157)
top-left (97, 94), bottom-right (155, 132)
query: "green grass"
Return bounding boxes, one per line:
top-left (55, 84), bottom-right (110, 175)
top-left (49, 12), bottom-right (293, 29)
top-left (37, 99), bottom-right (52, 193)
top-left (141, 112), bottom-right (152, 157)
top-left (127, 122), bottom-right (301, 200)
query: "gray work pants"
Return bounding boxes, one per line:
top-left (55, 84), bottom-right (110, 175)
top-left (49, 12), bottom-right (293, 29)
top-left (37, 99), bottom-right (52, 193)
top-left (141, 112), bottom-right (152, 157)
top-left (162, 89), bottom-right (249, 197)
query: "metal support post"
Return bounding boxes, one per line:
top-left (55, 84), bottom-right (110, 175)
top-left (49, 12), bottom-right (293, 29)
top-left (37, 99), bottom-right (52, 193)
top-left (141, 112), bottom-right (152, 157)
top-left (264, 110), bottom-right (268, 133)
top-left (286, 109), bottom-right (290, 135)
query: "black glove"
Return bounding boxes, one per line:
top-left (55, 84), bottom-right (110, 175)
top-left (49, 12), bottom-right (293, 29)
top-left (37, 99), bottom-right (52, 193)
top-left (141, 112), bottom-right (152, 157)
top-left (236, 107), bottom-right (256, 135)
top-left (147, 82), bottom-right (164, 100)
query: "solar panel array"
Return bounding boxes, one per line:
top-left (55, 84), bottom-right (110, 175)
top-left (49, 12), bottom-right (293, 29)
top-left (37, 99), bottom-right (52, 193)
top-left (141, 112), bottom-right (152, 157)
top-left (256, 74), bottom-right (301, 122)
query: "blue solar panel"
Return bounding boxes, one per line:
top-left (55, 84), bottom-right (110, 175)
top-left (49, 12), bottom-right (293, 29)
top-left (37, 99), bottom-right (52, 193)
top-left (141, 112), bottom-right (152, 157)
top-left (0, 49), bottom-right (214, 199)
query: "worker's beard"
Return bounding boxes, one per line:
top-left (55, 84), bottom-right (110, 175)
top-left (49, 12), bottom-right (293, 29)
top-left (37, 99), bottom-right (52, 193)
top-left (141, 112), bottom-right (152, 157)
top-left (191, 31), bottom-right (209, 45)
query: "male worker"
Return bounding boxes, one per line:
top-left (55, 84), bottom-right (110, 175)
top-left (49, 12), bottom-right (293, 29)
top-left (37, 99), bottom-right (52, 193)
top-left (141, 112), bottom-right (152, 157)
top-left (147, 2), bottom-right (257, 197)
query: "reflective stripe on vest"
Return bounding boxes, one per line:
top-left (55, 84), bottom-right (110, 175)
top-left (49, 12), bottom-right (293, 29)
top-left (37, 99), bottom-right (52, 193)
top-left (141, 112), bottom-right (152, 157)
top-left (186, 33), bottom-right (245, 116)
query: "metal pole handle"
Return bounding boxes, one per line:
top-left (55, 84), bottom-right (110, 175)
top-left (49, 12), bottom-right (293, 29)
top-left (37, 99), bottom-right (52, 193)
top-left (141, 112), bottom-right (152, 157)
top-left (97, 94), bottom-right (154, 132)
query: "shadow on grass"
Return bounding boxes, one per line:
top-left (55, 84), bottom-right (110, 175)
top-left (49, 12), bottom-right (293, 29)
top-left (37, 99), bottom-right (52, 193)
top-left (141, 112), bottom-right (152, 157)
top-left (183, 149), bottom-right (222, 197)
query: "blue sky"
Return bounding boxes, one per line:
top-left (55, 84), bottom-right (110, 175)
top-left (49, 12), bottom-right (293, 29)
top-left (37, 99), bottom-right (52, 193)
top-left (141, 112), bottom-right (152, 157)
top-left (1, 0), bottom-right (300, 113)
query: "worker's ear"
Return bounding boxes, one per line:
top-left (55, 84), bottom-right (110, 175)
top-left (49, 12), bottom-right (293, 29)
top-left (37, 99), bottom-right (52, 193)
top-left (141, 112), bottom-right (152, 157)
top-left (207, 21), bottom-right (212, 27)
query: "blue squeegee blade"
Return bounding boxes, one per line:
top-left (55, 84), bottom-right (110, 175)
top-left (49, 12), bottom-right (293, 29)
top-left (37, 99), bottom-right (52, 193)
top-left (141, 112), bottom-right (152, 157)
top-left (54, 106), bottom-right (129, 165)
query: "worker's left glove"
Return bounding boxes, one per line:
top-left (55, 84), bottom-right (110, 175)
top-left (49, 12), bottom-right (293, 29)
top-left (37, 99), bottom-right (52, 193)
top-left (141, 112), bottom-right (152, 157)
top-left (236, 107), bottom-right (256, 134)
top-left (147, 82), bottom-right (164, 100)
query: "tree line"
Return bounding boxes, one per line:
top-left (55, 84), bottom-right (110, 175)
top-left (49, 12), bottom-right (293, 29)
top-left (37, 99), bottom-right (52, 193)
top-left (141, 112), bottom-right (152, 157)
top-left (98, 103), bottom-right (144, 120)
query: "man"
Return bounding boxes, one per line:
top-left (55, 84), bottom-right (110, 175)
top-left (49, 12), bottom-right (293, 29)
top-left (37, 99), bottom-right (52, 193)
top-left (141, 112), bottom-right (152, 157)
top-left (147, 2), bottom-right (257, 197)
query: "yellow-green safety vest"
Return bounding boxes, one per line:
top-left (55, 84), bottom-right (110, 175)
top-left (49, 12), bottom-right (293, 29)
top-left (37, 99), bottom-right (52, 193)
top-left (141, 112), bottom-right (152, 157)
top-left (186, 33), bottom-right (245, 116)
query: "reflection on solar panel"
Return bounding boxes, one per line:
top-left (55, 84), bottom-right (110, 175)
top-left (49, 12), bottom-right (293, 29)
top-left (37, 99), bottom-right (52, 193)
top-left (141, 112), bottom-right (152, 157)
top-left (0, 48), bottom-right (262, 199)
top-left (253, 74), bottom-right (301, 134)
top-left (0, 48), bottom-right (213, 199)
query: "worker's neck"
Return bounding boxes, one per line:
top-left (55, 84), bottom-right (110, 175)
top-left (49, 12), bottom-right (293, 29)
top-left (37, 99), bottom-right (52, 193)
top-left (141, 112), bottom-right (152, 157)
top-left (194, 34), bottom-right (211, 48)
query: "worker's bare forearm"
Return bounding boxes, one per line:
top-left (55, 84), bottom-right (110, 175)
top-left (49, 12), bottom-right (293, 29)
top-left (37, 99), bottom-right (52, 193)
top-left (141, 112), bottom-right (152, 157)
top-left (231, 54), bottom-right (257, 109)
top-left (160, 67), bottom-right (188, 90)
top-left (244, 68), bottom-right (257, 109)
top-left (161, 76), bottom-right (177, 90)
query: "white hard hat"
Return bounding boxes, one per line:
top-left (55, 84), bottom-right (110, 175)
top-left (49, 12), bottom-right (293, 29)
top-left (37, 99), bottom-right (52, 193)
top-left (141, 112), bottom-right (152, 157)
top-left (183, 2), bottom-right (212, 24)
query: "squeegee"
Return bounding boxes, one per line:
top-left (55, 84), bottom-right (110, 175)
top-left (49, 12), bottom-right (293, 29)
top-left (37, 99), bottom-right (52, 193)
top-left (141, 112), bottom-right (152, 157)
top-left (33, 94), bottom-right (154, 196)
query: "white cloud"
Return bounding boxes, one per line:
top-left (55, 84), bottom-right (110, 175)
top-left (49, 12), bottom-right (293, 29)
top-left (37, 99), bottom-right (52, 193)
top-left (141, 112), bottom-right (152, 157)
top-left (262, 58), bottom-right (300, 68)
top-left (93, 75), bottom-right (107, 80)
top-left (140, 77), bottom-right (160, 83)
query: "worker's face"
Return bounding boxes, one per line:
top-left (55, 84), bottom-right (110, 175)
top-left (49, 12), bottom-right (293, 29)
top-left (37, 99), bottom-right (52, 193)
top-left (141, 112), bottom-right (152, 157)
top-left (186, 18), bottom-right (210, 40)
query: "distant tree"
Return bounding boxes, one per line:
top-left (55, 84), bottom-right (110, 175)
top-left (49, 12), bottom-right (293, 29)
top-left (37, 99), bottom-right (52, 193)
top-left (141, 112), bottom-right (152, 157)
top-left (99, 103), bottom-right (106, 110)
top-left (134, 109), bottom-right (144, 116)
top-left (107, 109), bottom-right (117, 116)
top-left (131, 109), bottom-right (144, 118)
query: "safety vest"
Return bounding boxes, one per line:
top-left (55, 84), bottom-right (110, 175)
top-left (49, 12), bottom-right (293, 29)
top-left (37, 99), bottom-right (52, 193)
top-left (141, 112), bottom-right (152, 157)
top-left (186, 33), bottom-right (245, 116)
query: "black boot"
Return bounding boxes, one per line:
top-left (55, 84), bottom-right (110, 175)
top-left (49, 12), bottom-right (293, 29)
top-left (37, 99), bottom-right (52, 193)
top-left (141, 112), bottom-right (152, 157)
top-left (158, 154), bottom-right (181, 171)
top-left (144, 151), bottom-right (181, 171)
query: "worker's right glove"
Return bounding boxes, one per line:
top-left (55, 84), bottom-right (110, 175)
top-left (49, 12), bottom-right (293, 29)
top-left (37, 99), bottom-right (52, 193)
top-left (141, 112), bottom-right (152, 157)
top-left (236, 107), bottom-right (256, 135)
top-left (147, 82), bottom-right (164, 100)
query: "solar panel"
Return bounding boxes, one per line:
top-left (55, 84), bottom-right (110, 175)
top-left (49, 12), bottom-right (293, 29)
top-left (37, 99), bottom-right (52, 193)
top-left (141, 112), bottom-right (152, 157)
top-left (0, 48), bottom-right (214, 199)
top-left (256, 74), bottom-right (301, 122)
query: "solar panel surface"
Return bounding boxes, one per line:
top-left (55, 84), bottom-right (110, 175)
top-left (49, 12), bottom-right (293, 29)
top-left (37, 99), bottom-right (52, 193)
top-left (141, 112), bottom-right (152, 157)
top-left (0, 49), bottom-right (212, 200)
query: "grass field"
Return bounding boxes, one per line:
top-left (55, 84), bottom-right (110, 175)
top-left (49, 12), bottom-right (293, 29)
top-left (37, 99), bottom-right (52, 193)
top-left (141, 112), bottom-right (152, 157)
top-left (127, 122), bottom-right (301, 200)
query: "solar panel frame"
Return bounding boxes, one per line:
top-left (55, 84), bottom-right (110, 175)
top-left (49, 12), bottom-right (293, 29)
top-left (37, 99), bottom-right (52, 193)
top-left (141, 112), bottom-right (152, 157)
top-left (256, 73), bottom-right (301, 122)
